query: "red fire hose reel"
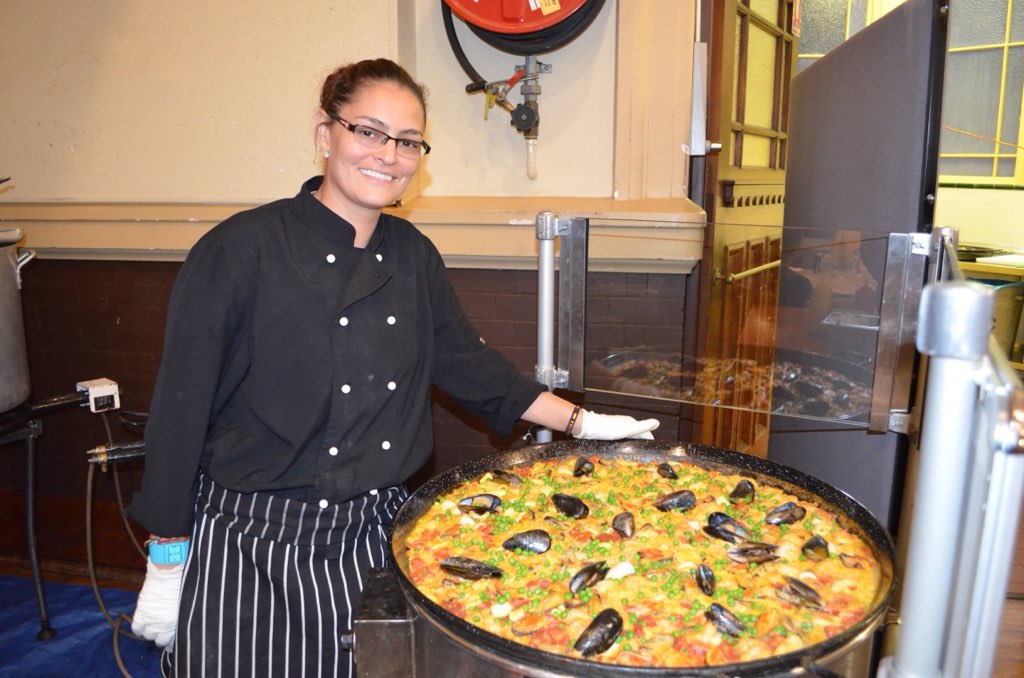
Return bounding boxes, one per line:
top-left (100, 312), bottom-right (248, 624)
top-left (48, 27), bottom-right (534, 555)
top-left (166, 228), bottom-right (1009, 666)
top-left (442, 0), bottom-right (605, 56)
top-left (443, 0), bottom-right (591, 35)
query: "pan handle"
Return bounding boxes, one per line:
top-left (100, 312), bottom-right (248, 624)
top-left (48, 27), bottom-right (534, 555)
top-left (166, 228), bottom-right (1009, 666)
top-left (15, 249), bottom-right (35, 289)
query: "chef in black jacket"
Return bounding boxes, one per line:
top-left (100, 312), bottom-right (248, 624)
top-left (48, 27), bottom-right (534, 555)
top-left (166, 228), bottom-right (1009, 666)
top-left (127, 58), bottom-right (658, 677)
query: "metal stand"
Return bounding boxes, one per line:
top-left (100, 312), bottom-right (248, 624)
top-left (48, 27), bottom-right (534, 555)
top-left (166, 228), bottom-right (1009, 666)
top-left (0, 418), bottom-right (56, 640)
top-left (878, 280), bottom-right (1024, 677)
top-left (0, 383), bottom-right (121, 642)
top-left (535, 212), bottom-right (589, 442)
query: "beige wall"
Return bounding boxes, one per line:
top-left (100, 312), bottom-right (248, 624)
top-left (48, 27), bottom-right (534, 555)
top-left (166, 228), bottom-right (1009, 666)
top-left (1, 0), bottom-right (401, 202)
top-left (1, 0), bottom-right (617, 203)
top-left (0, 1), bottom-right (706, 268)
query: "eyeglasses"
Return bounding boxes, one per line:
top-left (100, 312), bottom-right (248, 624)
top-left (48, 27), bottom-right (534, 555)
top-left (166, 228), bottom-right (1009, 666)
top-left (328, 112), bottom-right (431, 158)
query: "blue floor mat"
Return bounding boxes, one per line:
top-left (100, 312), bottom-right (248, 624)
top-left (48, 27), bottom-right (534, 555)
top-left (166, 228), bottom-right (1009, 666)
top-left (0, 575), bottom-right (162, 677)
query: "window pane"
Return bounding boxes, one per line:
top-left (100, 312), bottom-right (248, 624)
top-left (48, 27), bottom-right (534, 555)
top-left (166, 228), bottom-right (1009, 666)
top-left (849, 0), bottom-right (867, 34)
top-left (734, 19), bottom-right (743, 121)
top-left (997, 158), bottom-right (1016, 177)
top-left (1002, 46), bottom-right (1024, 151)
top-left (939, 156), bottom-right (995, 176)
top-left (941, 50), bottom-right (1002, 155)
top-left (746, 25), bottom-right (778, 129)
top-left (948, 0), bottom-right (1007, 48)
top-left (1013, 1), bottom-right (1024, 42)
top-left (801, 0), bottom-right (847, 54)
top-left (742, 133), bottom-right (773, 167)
top-left (750, 0), bottom-right (780, 25)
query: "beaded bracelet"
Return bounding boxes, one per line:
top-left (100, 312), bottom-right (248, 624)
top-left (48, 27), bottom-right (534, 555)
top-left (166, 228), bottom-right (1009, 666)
top-left (565, 405), bottom-right (582, 435)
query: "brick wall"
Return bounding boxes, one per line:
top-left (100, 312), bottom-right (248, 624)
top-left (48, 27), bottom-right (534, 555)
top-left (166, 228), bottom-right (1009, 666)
top-left (1, 260), bottom-right (689, 573)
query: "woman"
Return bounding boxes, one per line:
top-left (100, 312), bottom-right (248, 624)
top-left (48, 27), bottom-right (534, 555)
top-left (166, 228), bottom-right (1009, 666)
top-left (127, 58), bottom-right (658, 677)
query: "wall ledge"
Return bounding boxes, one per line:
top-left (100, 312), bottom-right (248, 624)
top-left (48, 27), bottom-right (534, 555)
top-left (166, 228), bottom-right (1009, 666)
top-left (0, 196), bottom-right (705, 272)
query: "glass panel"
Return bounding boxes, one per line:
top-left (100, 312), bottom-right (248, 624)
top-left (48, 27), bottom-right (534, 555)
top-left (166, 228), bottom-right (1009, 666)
top-left (940, 50), bottom-right (1002, 155)
top-left (742, 133), bottom-right (773, 167)
top-left (1013, 0), bottom-right (1024, 42)
top-left (747, 26), bottom-right (778, 129)
top-left (580, 219), bottom-right (889, 428)
top-left (750, 0), bottom-right (780, 25)
top-left (797, 56), bottom-right (817, 73)
top-left (800, 0), bottom-right (848, 54)
top-left (997, 157), bottom-right (1016, 177)
top-left (947, 0), bottom-right (1007, 48)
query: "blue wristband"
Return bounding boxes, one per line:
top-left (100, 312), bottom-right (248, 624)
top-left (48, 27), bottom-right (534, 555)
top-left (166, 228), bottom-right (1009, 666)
top-left (148, 538), bottom-right (190, 566)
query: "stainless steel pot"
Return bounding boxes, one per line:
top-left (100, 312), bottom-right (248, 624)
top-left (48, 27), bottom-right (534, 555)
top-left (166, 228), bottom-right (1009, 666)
top-left (0, 228), bottom-right (35, 413)
top-left (378, 440), bottom-right (896, 677)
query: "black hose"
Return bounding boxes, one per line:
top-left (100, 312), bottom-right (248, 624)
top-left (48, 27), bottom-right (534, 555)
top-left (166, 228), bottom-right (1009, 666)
top-left (100, 412), bottom-right (146, 560)
top-left (441, 0), bottom-right (487, 92)
top-left (87, 410), bottom-right (148, 677)
top-left (87, 462), bottom-right (139, 678)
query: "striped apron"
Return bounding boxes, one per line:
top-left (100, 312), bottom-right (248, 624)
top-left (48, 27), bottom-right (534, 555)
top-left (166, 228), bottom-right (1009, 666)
top-left (161, 475), bottom-right (408, 678)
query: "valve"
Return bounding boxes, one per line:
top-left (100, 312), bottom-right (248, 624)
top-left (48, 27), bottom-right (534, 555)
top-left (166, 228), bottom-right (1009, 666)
top-left (511, 103), bottom-right (539, 133)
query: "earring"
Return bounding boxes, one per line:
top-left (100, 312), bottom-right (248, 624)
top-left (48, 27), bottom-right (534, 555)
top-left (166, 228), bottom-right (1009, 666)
top-left (323, 149), bottom-right (330, 159)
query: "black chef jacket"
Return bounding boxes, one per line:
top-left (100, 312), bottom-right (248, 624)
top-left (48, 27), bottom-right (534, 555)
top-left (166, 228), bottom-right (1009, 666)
top-left (128, 177), bottom-right (545, 537)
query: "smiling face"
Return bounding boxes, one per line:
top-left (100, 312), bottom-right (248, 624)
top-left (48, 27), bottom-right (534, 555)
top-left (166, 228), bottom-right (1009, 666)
top-left (315, 80), bottom-right (426, 236)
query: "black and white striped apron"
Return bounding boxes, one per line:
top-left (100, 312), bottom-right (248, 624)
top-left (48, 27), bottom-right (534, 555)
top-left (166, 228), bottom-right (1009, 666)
top-left (162, 475), bottom-right (408, 678)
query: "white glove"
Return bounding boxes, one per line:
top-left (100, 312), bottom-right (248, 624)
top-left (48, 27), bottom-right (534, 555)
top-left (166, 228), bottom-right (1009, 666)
top-left (132, 559), bottom-right (185, 649)
top-left (573, 410), bottom-right (660, 440)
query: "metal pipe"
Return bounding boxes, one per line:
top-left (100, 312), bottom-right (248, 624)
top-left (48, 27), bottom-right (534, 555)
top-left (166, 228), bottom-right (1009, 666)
top-left (23, 420), bottom-right (56, 640)
top-left (526, 138), bottom-right (538, 180)
top-left (536, 212), bottom-right (557, 443)
top-left (879, 280), bottom-right (992, 678)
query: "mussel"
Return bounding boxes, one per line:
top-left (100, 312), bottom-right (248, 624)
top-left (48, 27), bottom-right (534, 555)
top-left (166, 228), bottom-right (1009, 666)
top-left (840, 553), bottom-right (868, 569)
top-left (705, 602), bottom-right (747, 637)
top-left (793, 379), bottom-right (824, 398)
top-left (772, 385), bottom-right (796, 403)
top-left (765, 501), bottom-right (807, 525)
top-left (729, 479), bottom-right (756, 503)
top-left (573, 608), bottom-right (623, 657)
top-left (458, 494), bottom-right (501, 515)
top-left (652, 489), bottom-right (696, 513)
top-left (656, 462), bottom-right (678, 479)
top-left (802, 535), bottom-right (830, 561)
top-left (703, 512), bottom-right (751, 543)
top-left (611, 511), bottom-right (635, 538)
top-left (695, 563), bottom-right (716, 596)
top-left (551, 493), bottom-right (589, 519)
top-left (491, 469), bottom-right (523, 486)
top-left (569, 561), bottom-right (610, 594)
top-left (502, 529), bottom-right (551, 554)
top-left (439, 556), bottom-right (503, 580)
top-left (703, 524), bottom-right (742, 544)
top-left (777, 575), bottom-right (824, 609)
top-left (573, 457), bottom-right (595, 477)
top-left (727, 541), bottom-right (779, 564)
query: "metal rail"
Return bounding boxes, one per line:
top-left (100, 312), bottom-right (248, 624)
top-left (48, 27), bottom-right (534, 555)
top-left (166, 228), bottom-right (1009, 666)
top-left (711, 259), bottom-right (780, 284)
